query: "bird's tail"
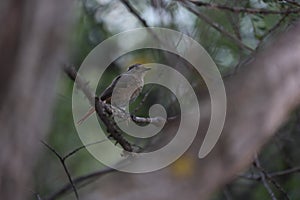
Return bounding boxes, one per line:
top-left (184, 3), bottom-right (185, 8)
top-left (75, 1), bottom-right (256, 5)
top-left (77, 107), bottom-right (95, 125)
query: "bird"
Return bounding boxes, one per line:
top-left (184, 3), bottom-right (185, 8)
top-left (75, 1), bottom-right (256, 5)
top-left (77, 63), bottom-right (150, 125)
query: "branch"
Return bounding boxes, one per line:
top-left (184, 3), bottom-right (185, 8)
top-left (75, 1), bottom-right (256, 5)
top-left (120, 0), bottom-right (149, 27)
top-left (42, 138), bottom-right (115, 200)
top-left (64, 65), bottom-right (94, 104)
top-left (64, 65), bottom-right (166, 152)
top-left (63, 139), bottom-right (108, 160)
top-left (187, 0), bottom-right (300, 14)
top-left (64, 65), bottom-right (134, 152)
top-left (254, 156), bottom-right (277, 200)
top-left (180, 1), bottom-right (254, 52)
top-left (241, 166), bottom-right (300, 180)
top-left (285, 0), bottom-right (300, 8)
top-left (41, 141), bottom-right (79, 200)
top-left (45, 168), bottom-right (115, 200)
top-left (254, 156), bottom-right (289, 200)
top-left (270, 166), bottom-right (300, 177)
top-left (260, 13), bottom-right (290, 41)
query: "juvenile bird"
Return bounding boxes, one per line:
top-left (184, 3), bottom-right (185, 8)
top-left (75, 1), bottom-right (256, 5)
top-left (77, 64), bottom-right (150, 125)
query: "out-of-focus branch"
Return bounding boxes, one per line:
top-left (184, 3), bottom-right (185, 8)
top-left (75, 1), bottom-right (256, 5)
top-left (286, 0), bottom-right (300, 8)
top-left (64, 65), bottom-right (95, 104)
top-left (254, 156), bottom-right (278, 200)
top-left (120, 0), bottom-right (149, 27)
top-left (186, 0), bottom-right (300, 14)
top-left (254, 156), bottom-right (290, 200)
top-left (241, 166), bottom-right (300, 180)
top-left (270, 166), bottom-right (300, 177)
top-left (119, 0), bottom-right (170, 49)
top-left (180, 0), bottom-right (254, 52)
top-left (260, 13), bottom-right (290, 42)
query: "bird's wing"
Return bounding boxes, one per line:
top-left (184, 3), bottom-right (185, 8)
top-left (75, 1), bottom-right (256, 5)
top-left (100, 75), bottom-right (121, 101)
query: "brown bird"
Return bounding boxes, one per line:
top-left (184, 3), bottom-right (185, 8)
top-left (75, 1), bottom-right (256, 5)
top-left (77, 64), bottom-right (150, 125)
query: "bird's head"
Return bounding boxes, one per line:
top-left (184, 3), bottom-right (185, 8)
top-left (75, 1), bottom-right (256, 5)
top-left (127, 63), bottom-right (151, 77)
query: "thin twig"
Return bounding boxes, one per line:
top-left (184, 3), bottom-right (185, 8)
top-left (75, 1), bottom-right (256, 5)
top-left (267, 178), bottom-right (290, 200)
top-left (270, 166), bottom-right (300, 177)
top-left (45, 168), bottom-right (115, 200)
top-left (233, 12), bottom-right (290, 72)
top-left (36, 194), bottom-right (42, 200)
top-left (64, 65), bottom-right (94, 104)
top-left (120, 0), bottom-right (175, 53)
top-left (223, 186), bottom-right (233, 200)
top-left (285, 0), bottom-right (300, 8)
top-left (120, 0), bottom-right (149, 27)
top-left (41, 141), bottom-right (79, 200)
top-left (253, 155), bottom-right (290, 199)
top-left (63, 139), bottom-right (108, 160)
top-left (180, 1), bottom-right (254, 52)
top-left (240, 165), bottom-right (300, 180)
top-left (254, 156), bottom-right (277, 200)
top-left (258, 13), bottom-right (290, 47)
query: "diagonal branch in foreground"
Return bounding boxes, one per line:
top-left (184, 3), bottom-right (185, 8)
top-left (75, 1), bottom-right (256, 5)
top-left (64, 65), bottom-right (133, 152)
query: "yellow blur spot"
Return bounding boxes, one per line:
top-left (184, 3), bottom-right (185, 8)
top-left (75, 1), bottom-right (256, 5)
top-left (170, 155), bottom-right (195, 178)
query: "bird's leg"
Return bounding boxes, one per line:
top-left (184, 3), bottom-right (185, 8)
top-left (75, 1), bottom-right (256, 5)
top-left (110, 106), bottom-right (132, 126)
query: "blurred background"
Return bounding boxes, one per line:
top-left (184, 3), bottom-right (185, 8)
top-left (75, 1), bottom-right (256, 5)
top-left (1, 0), bottom-right (300, 200)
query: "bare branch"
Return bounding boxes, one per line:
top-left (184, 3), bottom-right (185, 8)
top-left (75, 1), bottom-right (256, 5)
top-left (120, 0), bottom-right (149, 27)
top-left (64, 65), bottom-right (95, 104)
top-left (180, 1), bottom-right (254, 52)
top-left (41, 141), bottom-right (79, 200)
top-left (64, 65), bottom-right (166, 152)
top-left (64, 65), bottom-right (134, 152)
top-left (63, 139), bottom-right (108, 160)
top-left (45, 168), bottom-right (115, 200)
top-left (253, 156), bottom-right (290, 200)
top-left (260, 13), bottom-right (290, 41)
top-left (270, 166), bottom-right (300, 177)
top-left (187, 0), bottom-right (300, 14)
top-left (254, 156), bottom-right (277, 200)
top-left (285, 0), bottom-right (300, 8)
